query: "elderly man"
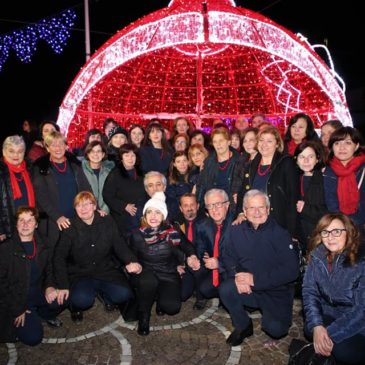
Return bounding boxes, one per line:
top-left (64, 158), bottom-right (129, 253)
top-left (220, 189), bottom-right (299, 347)
top-left (143, 171), bottom-right (180, 222)
top-left (193, 188), bottom-right (232, 308)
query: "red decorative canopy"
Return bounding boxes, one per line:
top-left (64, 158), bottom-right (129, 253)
top-left (57, 0), bottom-right (352, 147)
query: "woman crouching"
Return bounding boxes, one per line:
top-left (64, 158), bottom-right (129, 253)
top-left (129, 191), bottom-right (200, 336)
top-left (0, 206), bottom-right (64, 346)
top-left (54, 191), bottom-right (141, 323)
top-left (303, 213), bottom-right (365, 364)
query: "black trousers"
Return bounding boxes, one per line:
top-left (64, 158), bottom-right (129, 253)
top-left (132, 269), bottom-right (182, 315)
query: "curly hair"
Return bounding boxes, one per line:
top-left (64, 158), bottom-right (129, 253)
top-left (308, 213), bottom-right (360, 266)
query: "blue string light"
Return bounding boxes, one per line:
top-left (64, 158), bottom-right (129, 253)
top-left (0, 9), bottom-right (77, 71)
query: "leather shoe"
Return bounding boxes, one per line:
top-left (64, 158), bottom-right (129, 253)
top-left (71, 310), bottom-right (83, 323)
top-left (104, 303), bottom-right (116, 312)
top-left (226, 320), bottom-right (253, 346)
top-left (193, 299), bottom-right (207, 310)
top-left (155, 304), bottom-right (165, 316)
top-left (46, 318), bottom-right (63, 328)
top-left (137, 312), bottom-right (150, 336)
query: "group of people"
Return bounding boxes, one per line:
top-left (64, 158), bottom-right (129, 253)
top-left (0, 113), bottom-right (364, 364)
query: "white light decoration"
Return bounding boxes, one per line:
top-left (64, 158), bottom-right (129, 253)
top-left (56, 0), bottom-right (353, 147)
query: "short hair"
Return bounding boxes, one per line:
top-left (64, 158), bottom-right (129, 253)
top-left (16, 206), bottom-right (39, 223)
top-left (179, 193), bottom-right (198, 205)
top-left (211, 127), bottom-right (231, 142)
top-left (103, 117), bottom-right (118, 131)
top-left (73, 191), bottom-right (97, 208)
top-left (2, 135), bottom-right (26, 152)
top-left (328, 126), bottom-right (364, 159)
top-left (44, 131), bottom-right (66, 148)
top-left (84, 141), bottom-right (107, 161)
top-left (143, 171), bottom-right (167, 188)
top-left (294, 140), bottom-right (325, 170)
top-left (308, 213), bottom-right (360, 266)
top-left (321, 119), bottom-right (343, 131)
top-left (258, 126), bottom-right (284, 153)
top-left (188, 143), bottom-right (209, 164)
top-left (204, 188), bottom-right (229, 204)
top-left (243, 189), bottom-right (270, 210)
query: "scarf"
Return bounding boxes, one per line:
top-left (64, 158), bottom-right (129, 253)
top-left (140, 224), bottom-right (181, 246)
top-left (3, 159), bottom-right (35, 207)
top-left (287, 139), bottom-right (302, 156)
top-left (330, 155), bottom-right (365, 214)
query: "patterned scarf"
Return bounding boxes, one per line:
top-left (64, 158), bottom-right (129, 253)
top-left (140, 224), bottom-right (181, 246)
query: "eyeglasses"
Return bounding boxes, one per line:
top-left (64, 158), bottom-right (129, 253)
top-left (244, 206), bottom-right (267, 213)
top-left (205, 201), bottom-right (228, 210)
top-left (320, 228), bottom-right (346, 238)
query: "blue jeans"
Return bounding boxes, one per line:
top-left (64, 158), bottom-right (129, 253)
top-left (16, 287), bottom-right (63, 346)
top-left (70, 278), bottom-right (132, 310)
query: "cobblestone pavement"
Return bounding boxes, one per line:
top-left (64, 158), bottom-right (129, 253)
top-left (0, 298), bottom-right (305, 365)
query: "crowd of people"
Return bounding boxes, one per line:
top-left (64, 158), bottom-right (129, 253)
top-left (0, 113), bottom-right (364, 364)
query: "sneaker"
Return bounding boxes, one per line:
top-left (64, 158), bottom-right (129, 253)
top-left (46, 318), bottom-right (63, 328)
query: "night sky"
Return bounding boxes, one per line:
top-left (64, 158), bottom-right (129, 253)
top-left (0, 0), bottom-right (363, 141)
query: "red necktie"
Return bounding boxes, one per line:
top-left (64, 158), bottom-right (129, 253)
top-left (187, 221), bottom-right (193, 242)
top-left (213, 224), bottom-right (222, 287)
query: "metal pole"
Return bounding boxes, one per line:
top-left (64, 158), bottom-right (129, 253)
top-left (84, 0), bottom-right (93, 129)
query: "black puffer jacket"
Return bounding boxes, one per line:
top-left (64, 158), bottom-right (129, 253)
top-left (0, 159), bottom-right (33, 239)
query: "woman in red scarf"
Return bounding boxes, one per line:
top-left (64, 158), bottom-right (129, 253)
top-left (323, 127), bottom-right (365, 225)
top-left (0, 135), bottom-right (35, 241)
top-left (284, 113), bottom-right (320, 156)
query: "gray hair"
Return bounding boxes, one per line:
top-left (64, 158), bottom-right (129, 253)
top-left (144, 171), bottom-right (167, 188)
top-left (2, 135), bottom-right (26, 152)
top-left (204, 188), bottom-right (229, 204)
top-left (243, 189), bottom-right (270, 210)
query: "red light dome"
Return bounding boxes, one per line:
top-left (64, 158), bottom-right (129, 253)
top-left (57, 0), bottom-right (352, 147)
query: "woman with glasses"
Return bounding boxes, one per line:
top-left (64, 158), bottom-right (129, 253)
top-left (302, 213), bottom-right (365, 364)
top-left (53, 191), bottom-right (141, 323)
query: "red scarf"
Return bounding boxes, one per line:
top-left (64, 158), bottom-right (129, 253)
top-left (330, 155), bottom-right (365, 215)
top-left (287, 139), bottom-right (302, 156)
top-left (3, 159), bottom-right (35, 207)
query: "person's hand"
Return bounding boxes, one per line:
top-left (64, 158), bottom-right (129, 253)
top-left (126, 262), bottom-right (142, 274)
top-left (235, 272), bottom-right (254, 286)
top-left (57, 289), bottom-right (69, 305)
top-left (177, 265), bottom-right (185, 276)
top-left (125, 204), bottom-right (137, 216)
top-left (187, 255), bottom-right (201, 271)
top-left (97, 209), bottom-right (108, 217)
top-left (0, 233), bottom-right (6, 242)
top-left (296, 200), bottom-right (305, 213)
top-left (236, 282), bottom-right (252, 294)
top-left (45, 287), bottom-right (58, 303)
top-left (232, 213), bottom-right (246, 226)
top-left (56, 216), bottom-right (71, 231)
top-left (14, 310), bottom-right (31, 327)
top-left (203, 252), bottom-right (218, 270)
top-left (313, 325), bottom-right (333, 357)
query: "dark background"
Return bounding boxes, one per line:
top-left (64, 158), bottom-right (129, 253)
top-left (0, 0), bottom-right (364, 141)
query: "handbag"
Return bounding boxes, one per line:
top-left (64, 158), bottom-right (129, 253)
top-left (288, 339), bottom-right (336, 365)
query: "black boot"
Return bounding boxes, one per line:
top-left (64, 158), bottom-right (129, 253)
top-left (226, 319), bottom-right (254, 346)
top-left (70, 309), bottom-right (83, 324)
top-left (137, 312), bottom-right (150, 336)
top-left (119, 299), bottom-right (138, 322)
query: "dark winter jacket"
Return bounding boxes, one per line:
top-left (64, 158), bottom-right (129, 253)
top-left (53, 213), bottom-right (136, 289)
top-left (103, 164), bottom-right (147, 235)
top-left (0, 232), bottom-right (54, 342)
top-left (129, 224), bottom-right (195, 283)
top-left (303, 244), bottom-right (365, 343)
top-left (239, 151), bottom-right (300, 237)
top-left (0, 159), bottom-right (33, 239)
top-left (139, 145), bottom-right (172, 176)
top-left (222, 217), bottom-right (299, 324)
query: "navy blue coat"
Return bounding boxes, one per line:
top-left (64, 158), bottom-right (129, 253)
top-left (303, 244), bottom-right (365, 343)
top-left (222, 217), bottom-right (299, 323)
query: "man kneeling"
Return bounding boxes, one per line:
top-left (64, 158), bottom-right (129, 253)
top-left (220, 189), bottom-right (299, 347)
